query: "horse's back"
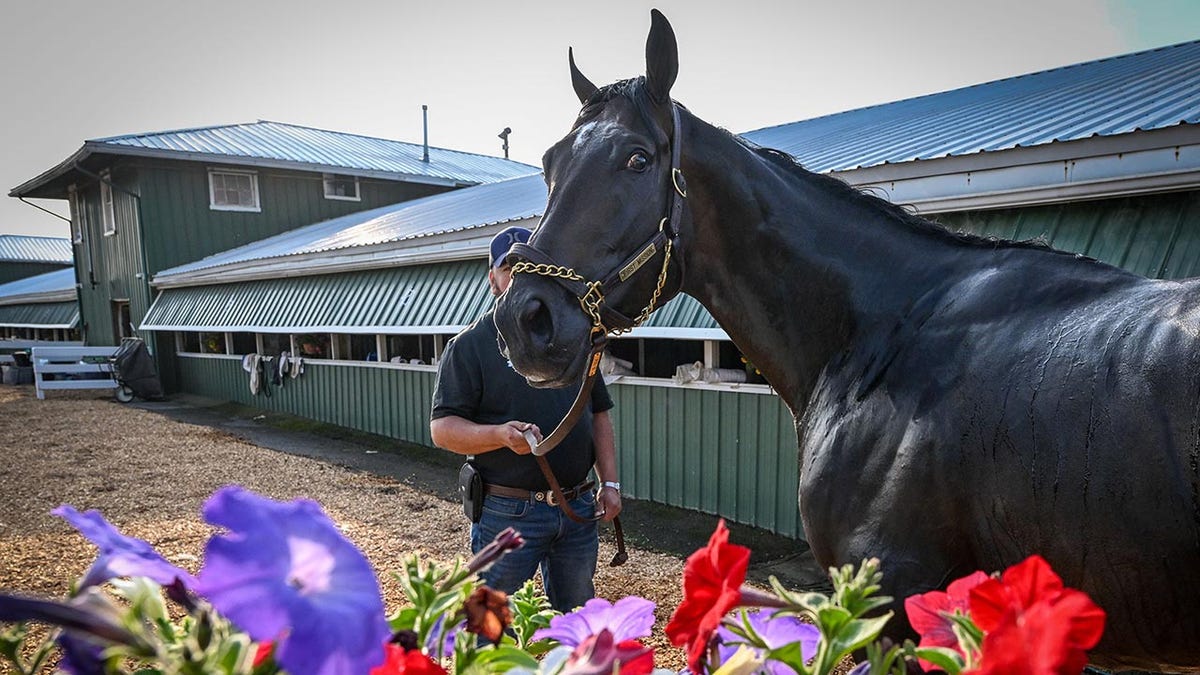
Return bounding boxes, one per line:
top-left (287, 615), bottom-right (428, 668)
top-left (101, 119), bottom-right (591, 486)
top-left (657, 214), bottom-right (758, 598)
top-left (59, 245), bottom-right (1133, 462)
top-left (801, 262), bottom-right (1200, 671)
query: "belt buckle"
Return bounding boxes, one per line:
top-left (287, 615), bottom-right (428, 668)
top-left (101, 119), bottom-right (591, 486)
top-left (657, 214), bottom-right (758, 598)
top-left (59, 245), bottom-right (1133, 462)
top-left (544, 490), bottom-right (558, 507)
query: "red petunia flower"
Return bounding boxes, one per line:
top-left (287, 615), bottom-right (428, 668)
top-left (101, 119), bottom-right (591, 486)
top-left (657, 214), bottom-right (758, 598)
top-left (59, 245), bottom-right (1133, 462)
top-left (370, 643), bottom-right (448, 675)
top-left (252, 641), bottom-right (274, 667)
top-left (905, 571), bottom-right (989, 669)
top-left (967, 555), bottom-right (1106, 675)
top-left (665, 520), bottom-right (751, 673)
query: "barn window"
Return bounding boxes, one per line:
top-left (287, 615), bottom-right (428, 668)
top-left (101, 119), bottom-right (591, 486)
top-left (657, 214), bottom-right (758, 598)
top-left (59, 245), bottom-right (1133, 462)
top-left (68, 185), bottom-right (84, 243)
top-left (179, 332), bottom-right (201, 353)
top-left (100, 171), bottom-right (116, 236)
top-left (208, 169), bottom-right (261, 212)
top-left (386, 334), bottom-right (445, 365)
top-left (323, 174), bottom-right (361, 201)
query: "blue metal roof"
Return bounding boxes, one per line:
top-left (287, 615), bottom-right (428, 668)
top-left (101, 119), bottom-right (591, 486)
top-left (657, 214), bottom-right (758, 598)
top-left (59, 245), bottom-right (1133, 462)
top-left (0, 235), bottom-right (72, 264)
top-left (157, 173), bottom-right (548, 278)
top-left (0, 267), bottom-right (76, 299)
top-left (93, 120), bottom-right (538, 185)
top-left (742, 40), bottom-right (1200, 173)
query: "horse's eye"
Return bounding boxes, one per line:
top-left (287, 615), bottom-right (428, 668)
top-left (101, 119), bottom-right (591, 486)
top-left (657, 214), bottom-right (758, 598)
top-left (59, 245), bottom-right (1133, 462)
top-left (625, 152), bottom-right (649, 172)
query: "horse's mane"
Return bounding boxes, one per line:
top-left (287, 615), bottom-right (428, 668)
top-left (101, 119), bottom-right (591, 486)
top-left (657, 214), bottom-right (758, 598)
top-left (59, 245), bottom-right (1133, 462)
top-left (742, 140), bottom-right (1069, 253)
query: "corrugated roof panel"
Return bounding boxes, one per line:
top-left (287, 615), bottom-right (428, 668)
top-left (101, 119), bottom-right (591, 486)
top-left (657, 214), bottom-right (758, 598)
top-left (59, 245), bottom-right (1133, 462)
top-left (0, 235), bottom-right (72, 264)
top-left (142, 260), bottom-right (490, 332)
top-left (156, 173), bottom-right (548, 278)
top-left (742, 40), bottom-right (1200, 173)
top-left (641, 294), bottom-right (720, 331)
top-left (0, 302), bottom-right (78, 328)
top-left (95, 120), bottom-right (539, 187)
top-left (143, 260), bottom-right (722, 333)
top-left (0, 267), bottom-right (76, 299)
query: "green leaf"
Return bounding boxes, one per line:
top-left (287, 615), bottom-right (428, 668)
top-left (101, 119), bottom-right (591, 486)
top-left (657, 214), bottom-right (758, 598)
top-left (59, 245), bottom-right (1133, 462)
top-left (827, 613), bottom-right (893, 659)
top-left (911, 646), bottom-right (965, 675)
top-left (764, 641), bottom-right (811, 672)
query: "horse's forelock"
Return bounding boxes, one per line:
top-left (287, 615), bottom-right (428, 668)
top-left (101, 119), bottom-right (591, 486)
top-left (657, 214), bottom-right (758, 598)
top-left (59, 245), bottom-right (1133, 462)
top-left (572, 76), bottom-right (669, 148)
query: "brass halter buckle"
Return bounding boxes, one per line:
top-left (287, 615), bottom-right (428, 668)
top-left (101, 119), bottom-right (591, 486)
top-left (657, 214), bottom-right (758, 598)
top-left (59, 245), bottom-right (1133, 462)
top-left (578, 281), bottom-right (607, 332)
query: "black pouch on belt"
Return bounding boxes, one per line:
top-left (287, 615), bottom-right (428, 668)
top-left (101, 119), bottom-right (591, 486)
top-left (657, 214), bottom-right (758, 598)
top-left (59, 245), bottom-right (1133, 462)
top-left (459, 462), bottom-right (483, 523)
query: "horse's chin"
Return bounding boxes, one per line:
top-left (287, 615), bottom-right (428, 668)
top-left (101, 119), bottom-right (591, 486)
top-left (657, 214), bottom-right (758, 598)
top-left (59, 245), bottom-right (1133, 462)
top-left (510, 341), bottom-right (591, 390)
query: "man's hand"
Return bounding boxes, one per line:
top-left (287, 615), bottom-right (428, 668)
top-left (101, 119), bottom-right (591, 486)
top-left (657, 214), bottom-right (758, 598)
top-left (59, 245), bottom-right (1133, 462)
top-left (596, 486), bottom-right (622, 521)
top-left (496, 421), bottom-right (541, 455)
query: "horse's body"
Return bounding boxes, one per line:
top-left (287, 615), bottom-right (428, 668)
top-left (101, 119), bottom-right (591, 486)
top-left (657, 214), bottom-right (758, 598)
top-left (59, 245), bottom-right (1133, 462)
top-left (494, 12), bottom-right (1200, 671)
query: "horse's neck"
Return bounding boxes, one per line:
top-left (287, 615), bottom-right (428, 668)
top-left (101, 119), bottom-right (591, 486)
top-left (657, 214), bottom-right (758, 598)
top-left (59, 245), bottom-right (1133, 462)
top-left (677, 118), bottom-right (953, 414)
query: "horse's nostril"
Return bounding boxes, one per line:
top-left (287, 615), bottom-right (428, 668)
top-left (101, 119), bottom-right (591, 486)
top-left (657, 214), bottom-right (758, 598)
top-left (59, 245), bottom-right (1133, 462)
top-left (522, 297), bottom-right (554, 350)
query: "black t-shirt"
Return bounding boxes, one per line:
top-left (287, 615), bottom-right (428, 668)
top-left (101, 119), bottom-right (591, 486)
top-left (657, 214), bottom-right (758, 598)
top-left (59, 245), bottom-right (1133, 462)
top-left (431, 310), bottom-right (614, 490)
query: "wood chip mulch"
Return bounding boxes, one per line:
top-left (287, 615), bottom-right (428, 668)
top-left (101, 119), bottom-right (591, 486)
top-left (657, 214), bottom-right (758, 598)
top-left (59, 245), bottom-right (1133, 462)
top-left (0, 386), bottom-right (691, 671)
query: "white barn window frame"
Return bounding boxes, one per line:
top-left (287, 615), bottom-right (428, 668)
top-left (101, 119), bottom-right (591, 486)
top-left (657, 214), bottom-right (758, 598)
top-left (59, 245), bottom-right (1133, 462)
top-left (208, 168), bottom-right (261, 212)
top-left (100, 171), bottom-right (116, 236)
top-left (68, 184), bottom-right (84, 243)
top-left (323, 173), bottom-right (361, 201)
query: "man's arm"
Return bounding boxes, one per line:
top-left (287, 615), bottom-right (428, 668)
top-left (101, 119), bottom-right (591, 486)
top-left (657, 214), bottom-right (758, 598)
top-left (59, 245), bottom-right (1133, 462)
top-left (430, 415), bottom-right (542, 456)
top-left (591, 410), bottom-right (622, 521)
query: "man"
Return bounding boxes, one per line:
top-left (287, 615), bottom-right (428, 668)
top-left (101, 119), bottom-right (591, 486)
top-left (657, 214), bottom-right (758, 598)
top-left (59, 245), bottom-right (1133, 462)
top-left (430, 226), bottom-right (621, 613)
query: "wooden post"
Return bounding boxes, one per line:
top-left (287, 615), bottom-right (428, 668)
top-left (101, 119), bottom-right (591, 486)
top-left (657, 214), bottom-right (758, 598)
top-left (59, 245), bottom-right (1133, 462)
top-left (376, 334), bottom-right (388, 362)
top-left (704, 340), bottom-right (718, 369)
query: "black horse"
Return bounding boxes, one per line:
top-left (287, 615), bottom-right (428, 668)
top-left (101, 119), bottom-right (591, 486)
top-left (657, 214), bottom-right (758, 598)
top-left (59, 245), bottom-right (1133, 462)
top-left (494, 11), bottom-right (1200, 672)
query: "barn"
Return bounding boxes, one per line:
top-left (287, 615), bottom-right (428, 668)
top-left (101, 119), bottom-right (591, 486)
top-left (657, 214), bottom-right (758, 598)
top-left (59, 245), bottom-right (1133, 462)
top-left (7, 120), bottom-right (537, 391)
top-left (12, 40), bottom-right (1200, 539)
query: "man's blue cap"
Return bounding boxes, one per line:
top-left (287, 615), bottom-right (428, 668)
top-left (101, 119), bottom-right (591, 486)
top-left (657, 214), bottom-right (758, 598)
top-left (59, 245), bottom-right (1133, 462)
top-left (489, 226), bottom-right (531, 269)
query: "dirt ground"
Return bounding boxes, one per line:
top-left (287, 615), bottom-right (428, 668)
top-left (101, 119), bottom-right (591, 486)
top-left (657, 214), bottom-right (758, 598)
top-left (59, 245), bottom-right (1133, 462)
top-left (0, 385), bottom-right (826, 673)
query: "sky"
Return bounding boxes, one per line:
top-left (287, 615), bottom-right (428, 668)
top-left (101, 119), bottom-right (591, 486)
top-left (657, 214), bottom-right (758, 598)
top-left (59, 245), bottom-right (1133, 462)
top-left (1, 0), bottom-right (1198, 239)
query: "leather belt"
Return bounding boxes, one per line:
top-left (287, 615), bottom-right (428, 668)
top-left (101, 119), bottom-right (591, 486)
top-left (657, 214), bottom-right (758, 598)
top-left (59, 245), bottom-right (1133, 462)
top-left (484, 480), bottom-right (594, 507)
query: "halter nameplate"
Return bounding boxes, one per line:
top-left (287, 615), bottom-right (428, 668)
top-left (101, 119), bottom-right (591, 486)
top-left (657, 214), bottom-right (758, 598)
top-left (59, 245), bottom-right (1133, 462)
top-left (619, 242), bottom-right (657, 282)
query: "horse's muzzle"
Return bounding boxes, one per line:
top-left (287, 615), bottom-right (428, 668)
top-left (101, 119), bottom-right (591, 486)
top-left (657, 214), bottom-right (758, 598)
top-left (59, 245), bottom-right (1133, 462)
top-left (494, 277), bottom-right (593, 388)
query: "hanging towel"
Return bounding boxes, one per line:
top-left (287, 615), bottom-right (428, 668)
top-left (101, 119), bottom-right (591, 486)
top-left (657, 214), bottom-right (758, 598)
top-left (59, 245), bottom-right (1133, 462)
top-left (289, 355), bottom-right (304, 379)
top-left (243, 353), bottom-right (262, 394)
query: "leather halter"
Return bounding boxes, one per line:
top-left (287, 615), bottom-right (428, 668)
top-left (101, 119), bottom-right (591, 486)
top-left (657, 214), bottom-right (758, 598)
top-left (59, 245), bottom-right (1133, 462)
top-left (508, 103), bottom-right (687, 457)
top-left (503, 104), bottom-right (688, 567)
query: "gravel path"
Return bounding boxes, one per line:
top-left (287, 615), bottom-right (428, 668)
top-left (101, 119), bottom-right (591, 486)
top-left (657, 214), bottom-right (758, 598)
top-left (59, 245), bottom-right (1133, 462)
top-left (0, 385), bottom-right (832, 673)
top-left (0, 386), bottom-right (706, 670)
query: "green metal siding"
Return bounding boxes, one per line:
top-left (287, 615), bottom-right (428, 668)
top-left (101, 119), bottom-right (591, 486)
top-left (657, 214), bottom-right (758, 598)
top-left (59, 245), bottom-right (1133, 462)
top-left (72, 167), bottom-right (148, 346)
top-left (933, 190), bottom-right (1200, 279)
top-left (610, 384), bottom-right (801, 537)
top-left (0, 302), bottom-right (79, 328)
top-left (0, 262), bottom-right (70, 285)
top-left (178, 355), bottom-right (436, 447)
top-left (176, 354), bottom-right (803, 537)
top-left (143, 260), bottom-right (491, 331)
top-left (137, 161), bottom-right (452, 274)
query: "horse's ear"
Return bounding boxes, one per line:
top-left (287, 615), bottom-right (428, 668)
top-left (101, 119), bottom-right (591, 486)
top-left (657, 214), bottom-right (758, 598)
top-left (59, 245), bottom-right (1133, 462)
top-left (569, 47), bottom-right (598, 105)
top-left (645, 9), bottom-right (678, 104)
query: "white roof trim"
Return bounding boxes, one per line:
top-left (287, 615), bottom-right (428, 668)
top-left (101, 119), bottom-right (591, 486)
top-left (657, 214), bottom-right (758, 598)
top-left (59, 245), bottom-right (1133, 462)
top-left (838, 127), bottom-right (1200, 213)
top-left (152, 218), bottom-right (539, 289)
top-left (0, 290), bottom-right (77, 306)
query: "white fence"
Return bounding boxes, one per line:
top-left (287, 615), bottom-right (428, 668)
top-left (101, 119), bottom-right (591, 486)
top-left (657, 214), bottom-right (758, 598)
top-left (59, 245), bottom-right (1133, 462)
top-left (0, 339), bottom-right (84, 365)
top-left (31, 345), bottom-right (119, 399)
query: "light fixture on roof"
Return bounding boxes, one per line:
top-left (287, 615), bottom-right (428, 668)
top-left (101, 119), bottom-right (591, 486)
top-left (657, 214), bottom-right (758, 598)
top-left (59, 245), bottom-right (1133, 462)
top-left (498, 127), bottom-right (512, 159)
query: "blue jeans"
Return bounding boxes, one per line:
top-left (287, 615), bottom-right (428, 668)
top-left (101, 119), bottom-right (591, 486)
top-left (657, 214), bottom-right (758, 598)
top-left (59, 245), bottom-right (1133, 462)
top-left (470, 491), bottom-right (599, 613)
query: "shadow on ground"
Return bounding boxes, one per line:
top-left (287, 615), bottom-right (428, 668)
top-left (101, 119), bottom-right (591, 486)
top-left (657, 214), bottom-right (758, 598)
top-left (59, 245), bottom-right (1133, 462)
top-left (135, 394), bottom-right (829, 591)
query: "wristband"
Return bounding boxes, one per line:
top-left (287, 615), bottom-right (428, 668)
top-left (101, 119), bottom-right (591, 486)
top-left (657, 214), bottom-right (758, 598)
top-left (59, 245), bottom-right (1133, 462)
top-left (599, 481), bottom-right (621, 492)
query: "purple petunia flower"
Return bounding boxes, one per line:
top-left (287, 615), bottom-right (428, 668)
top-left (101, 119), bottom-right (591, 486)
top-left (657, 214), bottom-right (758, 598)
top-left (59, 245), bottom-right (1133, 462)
top-left (51, 505), bottom-right (195, 590)
top-left (194, 486), bottom-right (390, 675)
top-left (533, 596), bottom-right (656, 647)
top-left (424, 616), bottom-right (462, 659)
top-left (716, 609), bottom-right (820, 675)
